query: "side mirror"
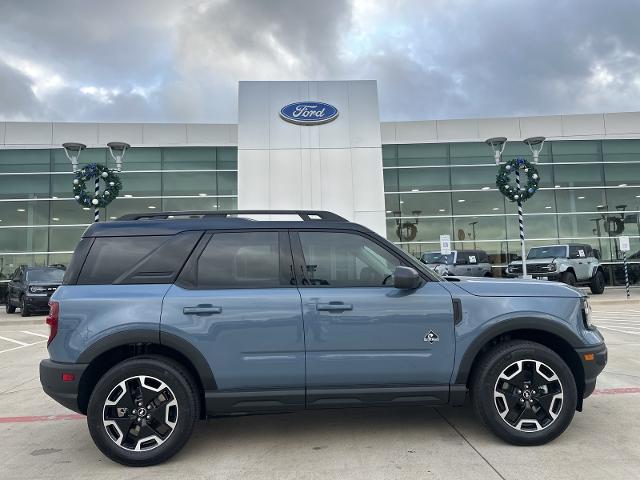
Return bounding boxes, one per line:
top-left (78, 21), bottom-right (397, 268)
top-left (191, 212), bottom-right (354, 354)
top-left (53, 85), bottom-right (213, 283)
top-left (393, 266), bottom-right (422, 290)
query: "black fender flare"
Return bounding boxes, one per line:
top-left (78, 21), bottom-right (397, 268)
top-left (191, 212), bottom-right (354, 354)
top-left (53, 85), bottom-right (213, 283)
top-left (454, 316), bottom-right (585, 385)
top-left (77, 329), bottom-right (216, 390)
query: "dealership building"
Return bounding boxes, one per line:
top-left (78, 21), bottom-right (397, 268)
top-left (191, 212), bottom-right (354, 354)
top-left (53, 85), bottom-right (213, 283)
top-left (1, 80), bottom-right (640, 286)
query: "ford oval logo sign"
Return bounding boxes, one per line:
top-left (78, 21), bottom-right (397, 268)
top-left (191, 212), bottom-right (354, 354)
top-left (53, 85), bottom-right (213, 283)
top-left (280, 101), bottom-right (339, 125)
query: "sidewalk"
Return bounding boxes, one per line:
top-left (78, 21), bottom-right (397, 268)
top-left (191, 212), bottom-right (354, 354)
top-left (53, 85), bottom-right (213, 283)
top-left (584, 286), bottom-right (640, 305)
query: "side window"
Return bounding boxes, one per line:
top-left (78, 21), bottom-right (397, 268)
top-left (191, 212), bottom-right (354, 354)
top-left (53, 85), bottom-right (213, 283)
top-left (297, 231), bottom-right (401, 287)
top-left (569, 246), bottom-right (583, 259)
top-left (78, 236), bottom-right (169, 284)
top-left (456, 252), bottom-right (469, 264)
top-left (197, 232), bottom-right (284, 288)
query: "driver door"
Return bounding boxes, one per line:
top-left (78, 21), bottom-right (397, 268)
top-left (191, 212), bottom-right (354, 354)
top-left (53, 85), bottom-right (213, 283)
top-left (291, 230), bottom-right (455, 406)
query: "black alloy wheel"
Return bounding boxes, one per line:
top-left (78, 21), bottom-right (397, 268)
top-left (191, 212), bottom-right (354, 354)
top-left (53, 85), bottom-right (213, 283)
top-left (471, 340), bottom-right (577, 445)
top-left (87, 356), bottom-right (199, 466)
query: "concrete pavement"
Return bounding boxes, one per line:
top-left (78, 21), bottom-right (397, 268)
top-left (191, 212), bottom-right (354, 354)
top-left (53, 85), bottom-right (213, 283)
top-left (0, 305), bottom-right (637, 479)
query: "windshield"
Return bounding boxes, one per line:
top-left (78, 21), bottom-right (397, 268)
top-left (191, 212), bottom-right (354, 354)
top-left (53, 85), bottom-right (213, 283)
top-left (421, 252), bottom-right (454, 265)
top-left (527, 246), bottom-right (567, 260)
top-left (26, 268), bottom-right (64, 283)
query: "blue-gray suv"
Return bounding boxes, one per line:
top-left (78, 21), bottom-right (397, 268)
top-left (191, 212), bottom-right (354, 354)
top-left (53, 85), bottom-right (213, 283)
top-left (39, 210), bottom-right (607, 466)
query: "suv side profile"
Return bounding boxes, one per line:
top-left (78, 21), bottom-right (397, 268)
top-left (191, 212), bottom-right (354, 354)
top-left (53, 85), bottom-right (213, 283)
top-left (507, 244), bottom-right (606, 294)
top-left (5, 265), bottom-right (65, 317)
top-left (40, 211), bottom-right (607, 466)
top-left (420, 250), bottom-right (493, 277)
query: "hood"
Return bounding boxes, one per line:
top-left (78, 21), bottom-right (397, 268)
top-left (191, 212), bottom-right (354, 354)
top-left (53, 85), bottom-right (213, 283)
top-left (509, 258), bottom-right (556, 265)
top-left (446, 276), bottom-right (583, 298)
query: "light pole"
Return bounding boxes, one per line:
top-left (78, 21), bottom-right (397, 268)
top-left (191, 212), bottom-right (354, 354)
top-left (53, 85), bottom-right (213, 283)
top-left (107, 142), bottom-right (130, 173)
top-left (469, 221), bottom-right (479, 249)
top-left (524, 137), bottom-right (546, 164)
top-left (485, 137), bottom-right (507, 165)
top-left (62, 142), bottom-right (86, 172)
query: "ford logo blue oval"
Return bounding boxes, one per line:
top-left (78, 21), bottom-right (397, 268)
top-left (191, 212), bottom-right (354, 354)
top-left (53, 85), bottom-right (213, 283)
top-left (280, 101), bottom-right (339, 125)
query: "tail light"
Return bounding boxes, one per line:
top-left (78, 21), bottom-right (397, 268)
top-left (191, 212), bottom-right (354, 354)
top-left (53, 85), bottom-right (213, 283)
top-left (46, 301), bottom-right (59, 346)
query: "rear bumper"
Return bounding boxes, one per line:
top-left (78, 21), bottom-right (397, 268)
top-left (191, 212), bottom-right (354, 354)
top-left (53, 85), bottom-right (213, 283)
top-left (39, 359), bottom-right (88, 414)
top-left (576, 343), bottom-right (608, 399)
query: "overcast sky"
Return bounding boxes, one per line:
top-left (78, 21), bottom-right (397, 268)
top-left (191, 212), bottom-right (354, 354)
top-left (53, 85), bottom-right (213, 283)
top-left (1, 0), bottom-right (639, 123)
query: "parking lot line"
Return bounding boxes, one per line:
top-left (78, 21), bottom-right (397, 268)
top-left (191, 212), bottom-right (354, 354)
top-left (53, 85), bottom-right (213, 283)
top-left (597, 325), bottom-right (640, 336)
top-left (20, 330), bottom-right (49, 339)
top-left (0, 340), bottom-right (45, 354)
top-left (0, 335), bottom-right (29, 346)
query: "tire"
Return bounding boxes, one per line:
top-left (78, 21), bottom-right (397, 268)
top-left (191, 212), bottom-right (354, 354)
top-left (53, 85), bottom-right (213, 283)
top-left (589, 270), bottom-right (605, 295)
top-left (87, 355), bottom-right (200, 467)
top-left (20, 297), bottom-right (30, 317)
top-left (471, 340), bottom-right (577, 446)
top-left (5, 295), bottom-right (16, 314)
top-left (559, 271), bottom-right (576, 287)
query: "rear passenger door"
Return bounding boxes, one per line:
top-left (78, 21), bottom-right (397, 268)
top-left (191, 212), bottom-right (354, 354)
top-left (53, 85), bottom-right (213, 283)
top-left (569, 245), bottom-right (589, 280)
top-left (161, 230), bottom-right (305, 413)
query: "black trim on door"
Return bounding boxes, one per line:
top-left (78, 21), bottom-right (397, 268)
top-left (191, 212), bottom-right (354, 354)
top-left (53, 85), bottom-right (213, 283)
top-left (307, 385), bottom-right (449, 407)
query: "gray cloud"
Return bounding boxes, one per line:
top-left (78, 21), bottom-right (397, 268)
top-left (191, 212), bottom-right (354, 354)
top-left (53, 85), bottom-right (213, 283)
top-left (1, 0), bottom-right (640, 122)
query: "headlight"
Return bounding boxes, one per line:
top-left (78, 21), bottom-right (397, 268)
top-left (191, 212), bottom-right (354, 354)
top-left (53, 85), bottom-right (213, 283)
top-left (28, 286), bottom-right (47, 294)
top-left (547, 263), bottom-right (556, 271)
top-left (582, 297), bottom-right (594, 329)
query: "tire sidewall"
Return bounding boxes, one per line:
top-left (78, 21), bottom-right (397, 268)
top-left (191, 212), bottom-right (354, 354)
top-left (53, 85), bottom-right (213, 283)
top-left (561, 271), bottom-right (576, 286)
top-left (590, 270), bottom-right (605, 294)
top-left (87, 357), bottom-right (197, 466)
top-left (473, 343), bottom-right (577, 445)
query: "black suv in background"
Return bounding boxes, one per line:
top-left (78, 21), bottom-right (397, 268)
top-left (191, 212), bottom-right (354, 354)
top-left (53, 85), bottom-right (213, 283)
top-left (5, 266), bottom-right (65, 316)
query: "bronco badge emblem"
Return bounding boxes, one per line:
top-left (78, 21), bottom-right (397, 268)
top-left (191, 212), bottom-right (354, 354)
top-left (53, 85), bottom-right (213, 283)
top-left (424, 330), bottom-right (439, 344)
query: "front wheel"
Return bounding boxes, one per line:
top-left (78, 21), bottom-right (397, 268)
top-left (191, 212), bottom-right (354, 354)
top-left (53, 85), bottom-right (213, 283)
top-left (471, 340), bottom-right (577, 445)
top-left (87, 356), bottom-right (199, 466)
top-left (20, 297), bottom-right (30, 317)
top-left (559, 271), bottom-right (576, 287)
top-left (589, 270), bottom-right (605, 294)
top-left (5, 295), bottom-right (16, 314)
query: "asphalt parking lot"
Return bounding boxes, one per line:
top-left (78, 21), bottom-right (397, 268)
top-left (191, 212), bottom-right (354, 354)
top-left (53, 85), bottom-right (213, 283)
top-left (0, 292), bottom-right (638, 480)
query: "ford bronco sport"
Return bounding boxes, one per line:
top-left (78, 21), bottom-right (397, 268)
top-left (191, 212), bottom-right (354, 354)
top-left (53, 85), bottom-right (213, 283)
top-left (40, 211), bottom-right (607, 466)
top-left (507, 244), bottom-right (606, 294)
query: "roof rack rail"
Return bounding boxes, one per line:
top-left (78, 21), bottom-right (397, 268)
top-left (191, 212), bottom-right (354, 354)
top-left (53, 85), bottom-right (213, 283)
top-left (116, 210), bottom-right (348, 222)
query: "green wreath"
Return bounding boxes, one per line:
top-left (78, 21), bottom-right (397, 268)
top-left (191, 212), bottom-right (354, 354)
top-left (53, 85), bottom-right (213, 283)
top-left (72, 163), bottom-right (122, 208)
top-left (496, 157), bottom-right (540, 202)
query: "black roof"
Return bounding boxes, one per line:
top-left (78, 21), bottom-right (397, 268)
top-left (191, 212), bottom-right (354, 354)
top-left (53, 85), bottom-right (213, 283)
top-left (83, 210), bottom-right (369, 238)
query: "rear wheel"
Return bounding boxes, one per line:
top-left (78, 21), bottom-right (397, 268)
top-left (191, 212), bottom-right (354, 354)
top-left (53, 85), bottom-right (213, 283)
top-left (559, 271), bottom-right (576, 287)
top-left (589, 270), bottom-right (605, 294)
top-left (5, 295), bottom-right (16, 314)
top-left (471, 340), bottom-right (577, 445)
top-left (87, 356), bottom-right (199, 466)
top-left (20, 297), bottom-right (30, 317)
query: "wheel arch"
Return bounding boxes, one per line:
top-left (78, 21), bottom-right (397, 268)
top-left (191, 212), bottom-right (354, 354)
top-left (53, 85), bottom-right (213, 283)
top-left (456, 321), bottom-right (586, 409)
top-left (76, 330), bottom-right (215, 417)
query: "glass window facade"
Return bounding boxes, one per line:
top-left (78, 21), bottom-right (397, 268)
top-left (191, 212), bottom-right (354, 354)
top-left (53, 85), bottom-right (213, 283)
top-left (384, 139), bottom-right (640, 286)
top-left (0, 147), bottom-right (237, 282)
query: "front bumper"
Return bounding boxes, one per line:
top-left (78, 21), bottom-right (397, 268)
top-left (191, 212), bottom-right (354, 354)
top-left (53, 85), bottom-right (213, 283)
top-left (576, 343), bottom-right (608, 399)
top-left (39, 359), bottom-right (88, 414)
top-left (24, 295), bottom-right (53, 310)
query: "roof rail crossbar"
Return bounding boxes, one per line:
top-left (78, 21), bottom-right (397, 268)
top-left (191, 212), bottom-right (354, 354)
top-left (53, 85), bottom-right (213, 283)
top-left (116, 210), bottom-right (348, 222)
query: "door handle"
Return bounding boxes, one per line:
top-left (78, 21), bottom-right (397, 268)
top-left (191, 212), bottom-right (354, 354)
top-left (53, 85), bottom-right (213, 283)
top-left (316, 302), bottom-right (353, 312)
top-left (183, 304), bottom-right (222, 315)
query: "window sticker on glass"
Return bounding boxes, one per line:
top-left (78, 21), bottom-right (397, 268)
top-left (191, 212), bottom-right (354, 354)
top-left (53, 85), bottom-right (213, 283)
top-left (578, 249), bottom-right (585, 257)
top-left (468, 255), bottom-right (477, 264)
